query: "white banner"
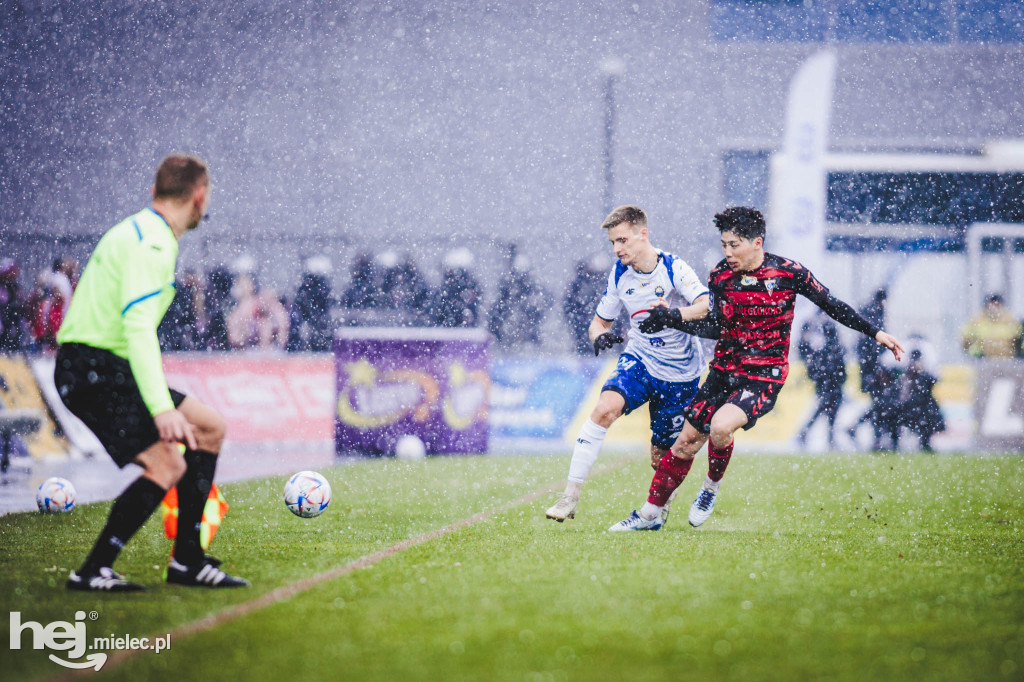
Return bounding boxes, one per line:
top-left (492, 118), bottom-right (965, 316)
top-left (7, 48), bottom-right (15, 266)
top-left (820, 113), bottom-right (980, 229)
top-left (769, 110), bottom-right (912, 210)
top-left (768, 49), bottom-right (836, 276)
top-left (974, 360), bottom-right (1024, 452)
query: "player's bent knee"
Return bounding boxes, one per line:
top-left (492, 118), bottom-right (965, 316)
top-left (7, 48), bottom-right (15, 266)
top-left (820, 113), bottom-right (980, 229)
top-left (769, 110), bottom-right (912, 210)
top-left (198, 413), bottom-right (227, 452)
top-left (591, 391), bottom-right (625, 427)
top-left (590, 405), bottom-right (621, 428)
top-left (709, 416), bottom-right (743, 446)
top-left (138, 442), bottom-right (187, 488)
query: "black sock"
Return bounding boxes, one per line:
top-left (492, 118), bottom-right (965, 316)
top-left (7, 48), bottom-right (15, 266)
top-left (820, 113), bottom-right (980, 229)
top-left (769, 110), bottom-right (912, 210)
top-left (173, 449), bottom-right (218, 566)
top-left (80, 476), bottom-right (167, 574)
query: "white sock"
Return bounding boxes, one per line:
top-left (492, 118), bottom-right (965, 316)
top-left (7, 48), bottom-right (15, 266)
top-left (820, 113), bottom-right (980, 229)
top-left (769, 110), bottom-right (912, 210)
top-left (566, 419), bottom-right (608, 487)
top-left (704, 476), bottom-right (721, 493)
top-left (639, 501), bottom-right (663, 520)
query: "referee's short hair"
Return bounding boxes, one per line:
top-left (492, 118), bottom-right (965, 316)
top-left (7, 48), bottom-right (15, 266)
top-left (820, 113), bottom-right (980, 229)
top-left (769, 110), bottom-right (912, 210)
top-left (714, 206), bottom-right (766, 241)
top-left (601, 205), bottom-right (647, 232)
top-left (154, 154), bottom-right (208, 199)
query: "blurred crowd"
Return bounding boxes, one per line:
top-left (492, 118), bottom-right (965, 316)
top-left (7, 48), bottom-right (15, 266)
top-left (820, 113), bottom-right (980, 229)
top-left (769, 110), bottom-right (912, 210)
top-left (796, 286), bottom-right (1023, 454)
top-left (0, 249), bottom-right (611, 356)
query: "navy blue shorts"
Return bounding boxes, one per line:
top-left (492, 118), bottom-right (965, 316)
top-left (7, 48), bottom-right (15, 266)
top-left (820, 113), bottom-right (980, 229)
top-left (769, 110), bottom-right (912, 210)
top-left (601, 353), bottom-right (700, 450)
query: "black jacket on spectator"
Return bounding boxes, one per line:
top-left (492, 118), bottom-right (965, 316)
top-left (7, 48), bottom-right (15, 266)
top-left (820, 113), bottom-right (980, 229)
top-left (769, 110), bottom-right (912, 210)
top-left (287, 273), bottom-right (334, 352)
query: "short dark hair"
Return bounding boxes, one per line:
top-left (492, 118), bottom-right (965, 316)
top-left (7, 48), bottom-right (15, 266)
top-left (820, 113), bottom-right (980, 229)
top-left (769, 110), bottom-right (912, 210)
top-left (714, 206), bottom-right (765, 241)
top-left (601, 205), bottom-right (647, 231)
top-left (154, 154), bottom-right (208, 199)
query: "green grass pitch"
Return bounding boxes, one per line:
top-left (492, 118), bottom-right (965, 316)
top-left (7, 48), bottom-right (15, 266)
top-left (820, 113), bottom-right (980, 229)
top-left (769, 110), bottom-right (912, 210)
top-left (3, 452), bottom-right (1022, 681)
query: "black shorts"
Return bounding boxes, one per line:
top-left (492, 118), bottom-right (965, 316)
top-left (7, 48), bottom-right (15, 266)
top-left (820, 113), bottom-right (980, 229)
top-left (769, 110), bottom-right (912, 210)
top-left (55, 343), bottom-right (186, 467)
top-left (683, 368), bottom-right (784, 434)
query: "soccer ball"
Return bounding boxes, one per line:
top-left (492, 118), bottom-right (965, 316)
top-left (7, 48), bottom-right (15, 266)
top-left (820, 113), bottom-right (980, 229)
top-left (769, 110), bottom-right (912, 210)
top-left (37, 477), bottom-right (76, 513)
top-left (395, 434), bottom-right (426, 460)
top-left (283, 471), bottom-right (332, 518)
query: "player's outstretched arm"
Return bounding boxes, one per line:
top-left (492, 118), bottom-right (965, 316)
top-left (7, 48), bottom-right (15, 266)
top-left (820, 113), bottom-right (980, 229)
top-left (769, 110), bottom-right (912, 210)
top-left (875, 330), bottom-right (905, 362)
top-left (677, 293), bottom-right (710, 322)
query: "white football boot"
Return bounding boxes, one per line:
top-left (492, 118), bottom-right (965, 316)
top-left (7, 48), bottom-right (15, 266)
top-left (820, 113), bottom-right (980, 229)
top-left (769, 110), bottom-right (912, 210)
top-left (545, 494), bottom-right (578, 522)
top-left (608, 510), bottom-right (663, 532)
top-left (688, 487), bottom-right (718, 527)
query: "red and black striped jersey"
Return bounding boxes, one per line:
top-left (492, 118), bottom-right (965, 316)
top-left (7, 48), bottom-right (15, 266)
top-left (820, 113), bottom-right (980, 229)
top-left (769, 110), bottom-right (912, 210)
top-left (705, 253), bottom-right (878, 383)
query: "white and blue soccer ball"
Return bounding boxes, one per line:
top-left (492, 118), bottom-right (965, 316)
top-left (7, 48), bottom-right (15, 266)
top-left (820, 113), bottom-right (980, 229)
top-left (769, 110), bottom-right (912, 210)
top-left (394, 434), bottom-right (427, 460)
top-left (37, 477), bottom-right (76, 513)
top-left (283, 470), bottom-right (332, 518)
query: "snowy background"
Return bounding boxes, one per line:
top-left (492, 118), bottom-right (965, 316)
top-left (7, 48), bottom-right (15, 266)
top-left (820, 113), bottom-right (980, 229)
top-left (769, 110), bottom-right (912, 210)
top-left (3, 0), bottom-right (1024, 354)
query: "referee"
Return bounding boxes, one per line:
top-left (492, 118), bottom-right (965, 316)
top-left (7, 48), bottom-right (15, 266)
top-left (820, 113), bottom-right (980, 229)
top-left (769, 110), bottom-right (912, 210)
top-left (56, 154), bottom-right (247, 591)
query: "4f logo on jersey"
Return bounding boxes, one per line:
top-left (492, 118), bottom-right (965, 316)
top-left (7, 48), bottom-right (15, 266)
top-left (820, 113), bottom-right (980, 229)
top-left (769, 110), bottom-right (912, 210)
top-left (765, 279), bottom-right (776, 293)
top-left (625, 288), bottom-right (635, 295)
top-left (741, 275), bottom-right (757, 287)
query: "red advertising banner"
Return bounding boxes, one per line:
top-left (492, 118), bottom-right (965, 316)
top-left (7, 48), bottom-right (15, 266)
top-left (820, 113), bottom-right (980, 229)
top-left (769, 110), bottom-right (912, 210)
top-left (163, 354), bottom-right (334, 442)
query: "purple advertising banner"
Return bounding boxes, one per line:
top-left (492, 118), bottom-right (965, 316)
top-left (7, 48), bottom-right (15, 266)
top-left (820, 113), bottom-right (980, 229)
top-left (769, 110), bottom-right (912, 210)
top-left (334, 327), bottom-right (490, 456)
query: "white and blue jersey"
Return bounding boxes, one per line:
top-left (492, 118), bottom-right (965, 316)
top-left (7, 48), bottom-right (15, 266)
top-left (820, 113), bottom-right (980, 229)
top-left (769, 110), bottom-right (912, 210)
top-left (595, 250), bottom-right (709, 383)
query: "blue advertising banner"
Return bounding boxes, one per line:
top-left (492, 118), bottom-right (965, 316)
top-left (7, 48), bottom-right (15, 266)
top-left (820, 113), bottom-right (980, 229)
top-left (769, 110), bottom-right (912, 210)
top-left (334, 328), bottom-right (490, 456)
top-left (489, 356), bottom-right (605, 441)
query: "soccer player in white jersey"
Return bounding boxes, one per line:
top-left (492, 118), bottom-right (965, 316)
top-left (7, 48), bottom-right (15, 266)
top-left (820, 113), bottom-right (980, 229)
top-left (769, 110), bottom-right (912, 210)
top-left (546, 205), bottom-right (709, 525)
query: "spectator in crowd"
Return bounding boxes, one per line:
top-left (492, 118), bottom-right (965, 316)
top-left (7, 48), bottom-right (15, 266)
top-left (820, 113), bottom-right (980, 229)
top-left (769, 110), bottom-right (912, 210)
top-left (0, 258), bottom-right (27, 351)
top-left (564, 254), bottom-right (611, 355)
top-left (203, 266), bottom-right (233, 350)
top-left (961, 293), bottom-right (1023, 359)
top-left (53, 255), bottom-right (80, 292)
top-left (380, 252), bottom-right (433, 325)
top-left (27, 268), bottom-right (70, 352)
top-left (899, 333), bottom-right (945, 452)
top-left (158, 268), bottom-right (205, 350)
top-left (430, 247), bottom-right (481, 328)
top-left (287, 255), bottom-right (334, 352)
top-left (488, 254), bottom-right (547, 350)
top-left (226, 274), bottom-right (289, 350)
top-left (868, 351), bottom-right (903, 451)
top-left (340, 252), bottom-right (382, 310)
top-left (796, 309), bottom-right (846, 449)
top-left (848, 288), bottom-right (888, 448)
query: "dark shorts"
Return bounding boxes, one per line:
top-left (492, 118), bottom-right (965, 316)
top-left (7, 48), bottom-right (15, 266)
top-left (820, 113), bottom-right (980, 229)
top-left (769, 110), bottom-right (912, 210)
top-left (683, 368), bottom-right (784, 434)
top-left (54, 343), bottom-right (186, 467)
top-left (601, 353), bottom-right (700, 449)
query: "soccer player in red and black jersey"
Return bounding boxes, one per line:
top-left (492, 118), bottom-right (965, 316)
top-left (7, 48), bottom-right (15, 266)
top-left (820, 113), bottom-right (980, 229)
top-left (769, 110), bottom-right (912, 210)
top-left (609, 206), bottom-right (904, 531)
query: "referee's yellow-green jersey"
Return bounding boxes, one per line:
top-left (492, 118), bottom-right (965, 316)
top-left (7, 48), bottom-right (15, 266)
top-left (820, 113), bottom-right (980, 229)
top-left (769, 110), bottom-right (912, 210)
top-left (58, 207), bottom-right (179, 416)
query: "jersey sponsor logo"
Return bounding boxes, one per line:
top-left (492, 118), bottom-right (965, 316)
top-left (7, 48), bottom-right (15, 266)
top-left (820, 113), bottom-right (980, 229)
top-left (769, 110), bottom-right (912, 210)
top-left (731, 329), bottom-right (782, 341)
top-left (740, 275), bottom-right (757, 286)
top-left (735, 304), bottom-right (781, 316)
top-left (765, 279), bottom-right (776, 293)
top-left (640, 281), bottom-right (652, 288)
top-left (721, 303), bottom-right (734, 320)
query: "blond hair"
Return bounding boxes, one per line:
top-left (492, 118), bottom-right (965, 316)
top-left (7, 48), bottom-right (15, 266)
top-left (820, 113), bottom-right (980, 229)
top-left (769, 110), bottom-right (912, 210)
top-left (601, 205), bottom-right (647, 231)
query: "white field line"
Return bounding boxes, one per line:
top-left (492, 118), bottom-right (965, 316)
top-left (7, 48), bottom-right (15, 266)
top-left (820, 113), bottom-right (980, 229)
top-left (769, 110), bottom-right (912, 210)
top-left (49, 455), bottom-right (637, 680)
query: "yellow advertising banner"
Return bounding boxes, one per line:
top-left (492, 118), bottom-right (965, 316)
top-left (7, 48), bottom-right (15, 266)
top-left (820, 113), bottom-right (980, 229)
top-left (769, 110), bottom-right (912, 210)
top-left (0, 354), bottom-right (70, 457)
